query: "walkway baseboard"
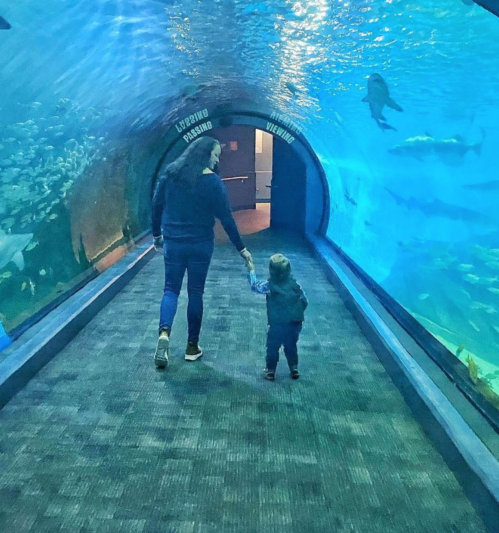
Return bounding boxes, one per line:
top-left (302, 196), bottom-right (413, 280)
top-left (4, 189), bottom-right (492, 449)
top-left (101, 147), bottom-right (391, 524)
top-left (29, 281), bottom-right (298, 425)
top-left (307, 233), bottom-right (499, 533)
top-left (0, 240), bottom-right (156, 410)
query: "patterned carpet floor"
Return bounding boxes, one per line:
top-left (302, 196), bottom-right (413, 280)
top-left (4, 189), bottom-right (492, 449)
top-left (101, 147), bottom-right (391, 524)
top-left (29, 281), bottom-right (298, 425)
top-left (0, 220), bottom-right (488, 532)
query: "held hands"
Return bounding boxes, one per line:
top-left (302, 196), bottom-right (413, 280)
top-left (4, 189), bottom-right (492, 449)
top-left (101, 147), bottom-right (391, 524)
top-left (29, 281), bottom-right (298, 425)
top-left (239, 248), bottom-right (254, 271)
top-left (153, 235), bottom-right (164, 252)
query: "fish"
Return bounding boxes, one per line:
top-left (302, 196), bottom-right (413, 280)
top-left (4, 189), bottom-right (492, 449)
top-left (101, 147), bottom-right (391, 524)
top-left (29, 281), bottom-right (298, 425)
top-left (466, 354), bottom-right (479, 384)
top-left (388, 128), bottom-right (486, 166)
top-left (470, 301), bottom-right (495, 313)
top-left (181, 84), bottom-right (206, 98)
top-left (463, 180), bottom-right (499, 191)
top-left (429, 256), bottom-right (457, 270)
top-left (473, 0), bottom-right (499, 17)
top-left (362, 73), bottom-right (403, 132)
top-left (0, 16), bottom-right (11, 30)
top-left (344, 190), bottom-right (357, 206)
top-left (0, 230), bottom-right (33, 271)
top-left (384, 188), bottom-right (493, 225)
top-left (468, 320), bottom-right (480, 332)
top-left (285, 81), bottom-right (300, 95)
top-left (470, 245), bottom-right (499, 263)
top-left (464, 273), bottom-right (482, 284)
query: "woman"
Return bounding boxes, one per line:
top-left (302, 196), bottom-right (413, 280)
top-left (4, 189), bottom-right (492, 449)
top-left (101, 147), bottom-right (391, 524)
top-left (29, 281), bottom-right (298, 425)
top-left (151, 136), bottom-right (253, 368)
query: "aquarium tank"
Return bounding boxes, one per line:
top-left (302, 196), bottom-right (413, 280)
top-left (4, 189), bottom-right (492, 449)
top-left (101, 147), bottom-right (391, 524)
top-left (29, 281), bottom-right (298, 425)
top-left (0, 0), bottom-right (498, 397)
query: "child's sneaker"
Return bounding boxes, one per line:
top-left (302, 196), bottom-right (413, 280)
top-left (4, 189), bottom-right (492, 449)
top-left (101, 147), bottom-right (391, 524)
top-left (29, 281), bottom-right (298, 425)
top-left (264, 368), bottom-right (275, 381)
top-left (154, 330), bottom-right (170, 368)
top-left (290, 368), bottom-right (300, 380)
top-left (185, 341), bottom-right (203, 361)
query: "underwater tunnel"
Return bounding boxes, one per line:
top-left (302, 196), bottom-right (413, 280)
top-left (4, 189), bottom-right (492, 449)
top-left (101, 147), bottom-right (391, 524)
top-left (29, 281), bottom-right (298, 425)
top-left (1, 0), bottom-right (499, 531)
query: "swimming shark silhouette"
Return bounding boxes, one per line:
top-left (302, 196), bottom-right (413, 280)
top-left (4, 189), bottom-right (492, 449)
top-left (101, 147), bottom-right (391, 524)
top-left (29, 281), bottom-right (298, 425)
top-left (463, 180), bottom-right (499, 191)
top-left (388, 128), bottom-right (485, 166)
top-left (0, 16), bottom-right (11, 30)
top-left (362, 73), bottom-right (403, 132)
top-left (473, 0), bottom-right (499, 17)
top-left (0, 230), bottom-right (33, 271)
top-left (384, 188), bottom-right (493, 225)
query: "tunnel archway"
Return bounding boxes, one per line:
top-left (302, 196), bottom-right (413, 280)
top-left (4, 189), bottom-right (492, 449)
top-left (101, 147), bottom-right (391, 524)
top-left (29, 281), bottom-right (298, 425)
top-left (151, 109), bottom-right (330, 238)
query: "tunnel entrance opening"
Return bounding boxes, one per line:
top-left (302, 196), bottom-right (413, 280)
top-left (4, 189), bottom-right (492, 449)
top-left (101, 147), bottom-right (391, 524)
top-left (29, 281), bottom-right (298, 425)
top-left (207, 123), bottom-right (308, 242)
top-left (152, 110), bottom-right (329, 241)
top-left (209, 124), bottom-right (272, 243)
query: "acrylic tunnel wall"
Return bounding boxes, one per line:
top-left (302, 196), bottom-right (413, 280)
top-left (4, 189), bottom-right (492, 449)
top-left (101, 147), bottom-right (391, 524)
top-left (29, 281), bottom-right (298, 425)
top-left (0, 1), bottom-right (499, 400)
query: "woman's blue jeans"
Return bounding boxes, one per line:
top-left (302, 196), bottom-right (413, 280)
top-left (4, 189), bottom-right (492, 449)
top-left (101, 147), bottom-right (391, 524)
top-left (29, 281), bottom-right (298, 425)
top-left (159, 239), bottom-right (214, 343)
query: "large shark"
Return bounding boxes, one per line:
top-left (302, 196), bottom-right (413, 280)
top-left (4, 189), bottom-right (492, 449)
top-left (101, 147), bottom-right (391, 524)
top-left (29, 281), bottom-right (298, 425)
top-left (362, 73), bottom-right (403, 132)
top-left (473, 0), bottom-right (499, 17)
top-left (463, 180), bottom-right (499, 191)
top-left (0, 230), bottom-right (33, 271)
top-left (0, 16), bottom-right (11, 30)
top-left (388, 128), bottom-right (486, 166)
top-left (384, 187), bottom-right (493, 226)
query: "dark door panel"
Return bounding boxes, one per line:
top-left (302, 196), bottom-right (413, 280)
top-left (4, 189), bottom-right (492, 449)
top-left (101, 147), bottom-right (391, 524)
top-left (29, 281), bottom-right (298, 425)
top-left (222, 173), bottom-right (256, 211)
top-left (211, 126), bottom-right (256, 211)
top-left (271, 137), bottom-right (306, 235)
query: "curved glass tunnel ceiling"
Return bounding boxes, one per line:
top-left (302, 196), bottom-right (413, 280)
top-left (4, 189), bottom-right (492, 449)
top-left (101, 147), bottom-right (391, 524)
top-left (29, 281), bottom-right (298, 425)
top-left (1, 0), bottom-right (499, 400)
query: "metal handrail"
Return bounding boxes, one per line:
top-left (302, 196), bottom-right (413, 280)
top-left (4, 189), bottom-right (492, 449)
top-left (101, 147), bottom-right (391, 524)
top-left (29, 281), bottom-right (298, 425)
top-left (221, 176), bottom-right (250, 182)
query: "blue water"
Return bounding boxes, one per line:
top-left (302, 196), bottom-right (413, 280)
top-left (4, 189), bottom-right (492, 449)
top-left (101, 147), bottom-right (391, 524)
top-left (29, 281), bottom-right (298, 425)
top-left (0, 0), bottom-right (498, 392)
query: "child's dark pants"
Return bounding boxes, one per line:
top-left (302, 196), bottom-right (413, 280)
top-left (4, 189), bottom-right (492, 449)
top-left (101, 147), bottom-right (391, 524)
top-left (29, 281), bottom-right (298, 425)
top-left (266, 322), bottom-right (303, 372)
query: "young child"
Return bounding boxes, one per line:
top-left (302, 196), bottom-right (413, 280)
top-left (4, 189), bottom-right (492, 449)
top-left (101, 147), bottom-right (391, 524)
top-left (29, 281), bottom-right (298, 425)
top-left (247, 253), bottom-right (308, 381)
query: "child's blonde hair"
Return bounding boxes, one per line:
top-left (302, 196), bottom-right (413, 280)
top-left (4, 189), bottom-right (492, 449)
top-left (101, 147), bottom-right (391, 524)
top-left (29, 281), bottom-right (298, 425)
top-left (269, 253), bottom-right (291, 283)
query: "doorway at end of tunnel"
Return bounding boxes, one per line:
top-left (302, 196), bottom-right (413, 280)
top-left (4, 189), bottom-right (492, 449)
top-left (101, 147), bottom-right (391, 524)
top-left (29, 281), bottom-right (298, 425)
top-left (210, 124), bottom-right (306, 239)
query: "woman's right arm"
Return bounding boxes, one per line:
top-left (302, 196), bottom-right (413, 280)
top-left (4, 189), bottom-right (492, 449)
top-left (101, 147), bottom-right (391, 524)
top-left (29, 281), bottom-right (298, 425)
top-left (212, 179), bottom-right (245, 252)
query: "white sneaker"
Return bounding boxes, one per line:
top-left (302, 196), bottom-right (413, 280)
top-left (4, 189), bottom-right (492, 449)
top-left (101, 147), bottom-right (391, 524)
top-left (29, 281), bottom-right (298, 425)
top-left (185, 342), bottom-right (203, 361)
top-left (154, 331), bottom-right (170, 368)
